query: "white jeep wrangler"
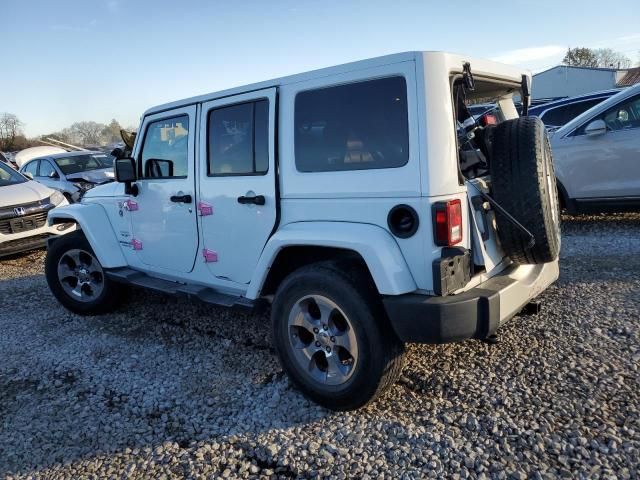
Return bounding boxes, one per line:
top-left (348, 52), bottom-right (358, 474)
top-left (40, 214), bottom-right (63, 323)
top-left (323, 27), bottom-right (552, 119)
top-left (46, 52), bottom-right (560, 410)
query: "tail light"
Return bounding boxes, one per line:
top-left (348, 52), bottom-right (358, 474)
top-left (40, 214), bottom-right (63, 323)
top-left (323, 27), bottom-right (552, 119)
top-left (480, 113), bottom-right (498, 126)
top-left (433, 199), bottom-right (463, 246)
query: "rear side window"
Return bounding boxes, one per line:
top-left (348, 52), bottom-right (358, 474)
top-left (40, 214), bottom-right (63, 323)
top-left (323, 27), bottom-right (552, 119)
top-left (140, 115), bottom-right (190, 178)
top-left (207, 99), bottom-right (269, 176)
top-left (295, 76), bottom-right (409, 172)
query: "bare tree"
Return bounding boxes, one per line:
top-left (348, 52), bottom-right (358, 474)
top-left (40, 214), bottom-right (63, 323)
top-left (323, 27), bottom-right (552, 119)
top-left (563, 47), bottom-right (631, 69)
top-left (70, 121), bottom-right (107, 145)
top-left (101, 119), bottom-right (123, 144)
top-left (0, 113), bottom-right (24, 150)
top-left (593, 48), bottom-right (632, 68)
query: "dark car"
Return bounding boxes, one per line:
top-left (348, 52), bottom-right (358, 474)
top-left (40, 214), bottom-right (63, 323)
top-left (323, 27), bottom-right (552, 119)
top-left (528, 89), bottom-right (624, 130)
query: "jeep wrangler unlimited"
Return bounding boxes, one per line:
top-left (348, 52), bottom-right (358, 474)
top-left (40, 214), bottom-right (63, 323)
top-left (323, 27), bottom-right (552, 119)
top-left (45, 52), bottom-right (560, 410)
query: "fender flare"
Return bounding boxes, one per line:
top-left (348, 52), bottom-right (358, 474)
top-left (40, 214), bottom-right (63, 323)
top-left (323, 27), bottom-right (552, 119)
top-left (47, 203), bottom-right (127, 268)
top-left (246, 222), bottom-right (417, 299)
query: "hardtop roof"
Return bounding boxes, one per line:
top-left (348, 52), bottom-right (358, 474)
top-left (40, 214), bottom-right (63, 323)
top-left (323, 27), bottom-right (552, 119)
top-left (144, 51), bottom-right (530, 117)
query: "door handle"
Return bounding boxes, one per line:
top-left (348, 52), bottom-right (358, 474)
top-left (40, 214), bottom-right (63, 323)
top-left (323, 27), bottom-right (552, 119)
top-left (237, 194), bottom-right (266, 206)
top-left (170, 194), bottom-right (192, 204)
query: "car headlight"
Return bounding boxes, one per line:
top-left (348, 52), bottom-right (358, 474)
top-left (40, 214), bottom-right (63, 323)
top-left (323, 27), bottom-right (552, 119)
top-left (50, 190), bottom-right (65, 206)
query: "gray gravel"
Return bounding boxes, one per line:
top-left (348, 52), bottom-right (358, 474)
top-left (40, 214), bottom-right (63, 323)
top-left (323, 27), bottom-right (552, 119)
top-left (1, 213), bottom-right (639, 479)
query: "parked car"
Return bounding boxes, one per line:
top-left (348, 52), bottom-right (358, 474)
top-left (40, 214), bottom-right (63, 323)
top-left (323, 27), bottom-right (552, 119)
top-left (0, 161), bottom-right (74, 257)
top-left (551, 83), bottom-right (640, 214)
top-left (20, 151), bottom-right (115, 202)
top-left (529, 88), bottom-right (624, 130)
top-left (44, 52), bottom-right (560, 410)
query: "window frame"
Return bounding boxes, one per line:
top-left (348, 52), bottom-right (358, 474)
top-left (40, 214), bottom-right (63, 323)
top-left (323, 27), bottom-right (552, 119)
top-left (206, 97), bottom-right (270, 178)
top-left (293, 75), bottom-right (410, 174)
top-left (137, 113), bottom-right (191, 180)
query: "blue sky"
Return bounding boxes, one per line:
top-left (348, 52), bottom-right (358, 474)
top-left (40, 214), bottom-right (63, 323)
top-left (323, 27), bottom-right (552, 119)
top-left (4, 0), bottom-right (640, 137)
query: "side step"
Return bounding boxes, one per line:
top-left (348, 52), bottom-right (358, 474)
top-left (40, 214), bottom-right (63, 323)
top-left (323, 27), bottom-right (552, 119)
top-left (106, 267), bottom-right (255, 310)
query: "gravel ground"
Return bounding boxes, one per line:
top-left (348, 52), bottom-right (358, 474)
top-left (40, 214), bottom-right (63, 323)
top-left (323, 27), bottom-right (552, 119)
top-left (1, 213), bottom-right (639, 479)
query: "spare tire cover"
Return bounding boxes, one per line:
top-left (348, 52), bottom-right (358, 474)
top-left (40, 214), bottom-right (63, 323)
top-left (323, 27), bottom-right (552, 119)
top-left (490, 116), bottom-right (561, 264)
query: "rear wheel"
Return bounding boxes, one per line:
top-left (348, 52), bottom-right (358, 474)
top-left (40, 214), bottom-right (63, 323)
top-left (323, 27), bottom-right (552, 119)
top-left (271, 261), bottom-right (405, 410)
top-left (45, 231), bottom-right (122, 315)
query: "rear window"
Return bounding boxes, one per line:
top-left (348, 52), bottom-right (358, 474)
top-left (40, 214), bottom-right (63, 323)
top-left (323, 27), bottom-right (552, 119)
top-left (294, 76), bottom-right (409, 172)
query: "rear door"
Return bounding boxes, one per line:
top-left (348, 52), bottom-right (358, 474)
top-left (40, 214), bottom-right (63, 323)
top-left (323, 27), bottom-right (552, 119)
top-left (198, 88), bottom-right (277, 284)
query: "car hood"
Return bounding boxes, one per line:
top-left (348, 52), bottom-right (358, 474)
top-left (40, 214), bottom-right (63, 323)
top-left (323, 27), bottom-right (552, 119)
top-left (66, 168), bottom-right (115, 184)
top-left (0, 180), bottom-right (53, 206)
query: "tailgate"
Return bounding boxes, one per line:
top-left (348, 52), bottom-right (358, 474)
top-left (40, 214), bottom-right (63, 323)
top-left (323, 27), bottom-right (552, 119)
top-left (466, 178), bottom-right (508, 276)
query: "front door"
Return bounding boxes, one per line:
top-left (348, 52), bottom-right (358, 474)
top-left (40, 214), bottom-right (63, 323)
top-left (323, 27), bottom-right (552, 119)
top-left (130, 105), bottom-right (199, 273)
top-left (198, 88), bottom-right (277, 284)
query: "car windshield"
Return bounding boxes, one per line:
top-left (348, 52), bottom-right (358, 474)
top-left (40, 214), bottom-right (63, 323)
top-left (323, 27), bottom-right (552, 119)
top-left (0, 161), bottom-right (27, 186)
top-left (53, 153), bottom-right (112, 175)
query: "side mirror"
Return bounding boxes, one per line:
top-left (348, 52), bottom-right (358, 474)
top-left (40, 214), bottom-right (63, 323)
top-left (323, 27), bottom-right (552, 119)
top-left (115, 157), bottom-right (138, 195)
top-left (585, 119), bottom-right (607, 137)
top-left (111, 147), bottom-right (124, 159)
top-left (49, 171), bottom-right (59, 179)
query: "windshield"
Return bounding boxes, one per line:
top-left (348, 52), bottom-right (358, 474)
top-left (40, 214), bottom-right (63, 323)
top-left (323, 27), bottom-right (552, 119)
top-left (53, 153), bottom-right (113, 175)
top-left (0, 161), bottom-right (27, 186)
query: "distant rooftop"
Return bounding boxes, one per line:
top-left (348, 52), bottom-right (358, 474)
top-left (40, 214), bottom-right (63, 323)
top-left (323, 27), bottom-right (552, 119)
top-left (617, 67), bottom-right (640, 87)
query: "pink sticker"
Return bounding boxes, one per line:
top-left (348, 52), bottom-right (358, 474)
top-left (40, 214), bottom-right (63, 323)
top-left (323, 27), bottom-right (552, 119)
top-left (124, 200), bottom-right (139, 211)
top-left (203, 248), bottom-right (218, 263)
top-left (131, 239), bottom-right (143, 250)
top-left (197, 201), bottom-right (213, 216)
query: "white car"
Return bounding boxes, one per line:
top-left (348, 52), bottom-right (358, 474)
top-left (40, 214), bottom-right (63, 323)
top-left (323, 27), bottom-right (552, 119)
top-left (551, 83), bottom-right (640, 213)
top-left (0, 161), bottom-right (74, 257)
top-left (45, 52), bottom-right (560, 410)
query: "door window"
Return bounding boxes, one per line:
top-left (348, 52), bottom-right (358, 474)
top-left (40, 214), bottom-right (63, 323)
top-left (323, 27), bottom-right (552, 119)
top-left (23, 161), bottom-right (39, 177)
top-left (38, 160), bottom-right (57, 178)
top-left (139, 115), bottom-right (190, 178)
top-left (575, 94), bottom-right (640, 135)
top-left (207, 99), bottom-right (269, 175)
top-left (602, 95), bottom-right (640, 131)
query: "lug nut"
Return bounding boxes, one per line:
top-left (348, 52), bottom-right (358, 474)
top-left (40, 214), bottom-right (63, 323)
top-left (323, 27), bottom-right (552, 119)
top-left (330, 336), bottom-right (336, 342)
top-left (325, 346), bottom-right (331, 353)
top-left (322, 324), bottom-right (328, 330)
top-left (313, 328), bottom-right (319, 333)
top-left (315, 341), bottom-right (321, 347)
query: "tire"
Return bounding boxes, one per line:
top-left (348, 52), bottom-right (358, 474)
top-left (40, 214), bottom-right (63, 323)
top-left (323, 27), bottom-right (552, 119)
top-left (45, 230), bottom-right (122, 315)
top-left (490, 116), bottom-right (561, 264)
top-left (271, 261), bottom-right (405, 411)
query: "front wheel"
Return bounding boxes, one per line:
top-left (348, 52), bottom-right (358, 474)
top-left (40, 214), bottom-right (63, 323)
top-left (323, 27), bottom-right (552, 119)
top-left (45, 230), bottom-right (122, 315)
top-left (271, 261), bottom-right (405, 410)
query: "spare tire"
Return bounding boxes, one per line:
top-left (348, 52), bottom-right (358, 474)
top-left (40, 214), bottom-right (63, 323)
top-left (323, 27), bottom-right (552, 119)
top-left (490, 116), bottom-right (561, 264)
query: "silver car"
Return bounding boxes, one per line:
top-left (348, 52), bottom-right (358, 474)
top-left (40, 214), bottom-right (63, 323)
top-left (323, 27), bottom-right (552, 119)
top-left (551, 83), bottom-right (640, 214)
top-left (20, 151), bottom-right (115, 202)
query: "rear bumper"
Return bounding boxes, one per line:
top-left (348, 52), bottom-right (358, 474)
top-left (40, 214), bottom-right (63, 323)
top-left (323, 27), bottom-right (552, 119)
top-left (383, 260), bottom-right (559, 344)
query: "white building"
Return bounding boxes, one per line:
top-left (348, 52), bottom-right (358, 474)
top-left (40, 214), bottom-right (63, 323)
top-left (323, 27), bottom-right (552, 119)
top-left (532, 65), bottom-right (626, 99)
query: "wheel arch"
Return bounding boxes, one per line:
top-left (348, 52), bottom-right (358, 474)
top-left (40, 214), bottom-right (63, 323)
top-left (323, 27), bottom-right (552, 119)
top-left (47, 203), bottom-right (128, 268)
top-left (246, 222), bottom-right (417, 300)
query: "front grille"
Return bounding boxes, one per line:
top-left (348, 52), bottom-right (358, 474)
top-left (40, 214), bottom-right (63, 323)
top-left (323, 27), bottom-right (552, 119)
top-left (0, 211), bottom-right (49, 234)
